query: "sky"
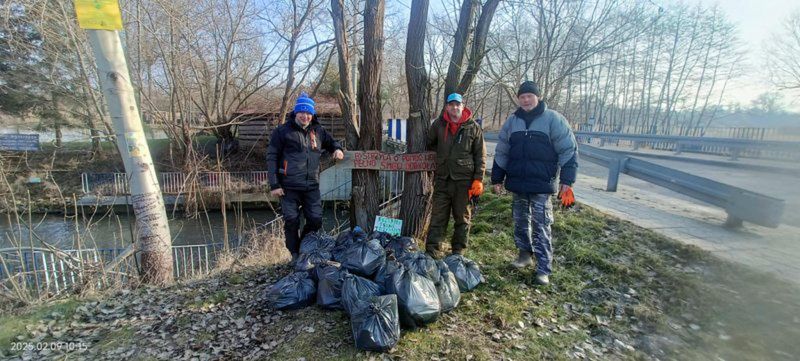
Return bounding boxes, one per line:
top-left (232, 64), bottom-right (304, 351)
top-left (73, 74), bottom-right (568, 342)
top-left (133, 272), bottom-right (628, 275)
top-left (685, 0), bottom-right (800, 111)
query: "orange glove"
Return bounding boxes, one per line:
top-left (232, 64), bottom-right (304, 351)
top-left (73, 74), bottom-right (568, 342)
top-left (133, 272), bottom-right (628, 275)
top-left (558, 184), bottom-right (574, 208)
top-left (468, 180), bottom-right (484, 198)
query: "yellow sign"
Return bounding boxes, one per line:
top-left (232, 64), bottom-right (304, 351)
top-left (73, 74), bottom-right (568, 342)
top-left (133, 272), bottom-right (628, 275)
top-left (74, 0), bottom-right (123, 30)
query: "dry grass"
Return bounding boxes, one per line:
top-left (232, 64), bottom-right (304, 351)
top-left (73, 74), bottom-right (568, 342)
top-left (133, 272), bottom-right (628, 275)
top-left (212, 221), bottom-right (290, 273)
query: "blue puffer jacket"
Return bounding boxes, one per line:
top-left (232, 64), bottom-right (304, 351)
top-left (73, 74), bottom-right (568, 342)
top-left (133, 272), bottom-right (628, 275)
top-left (266, 113), bottom-right (342, 191)
top-left (491, 103), bottom-right (578, 194)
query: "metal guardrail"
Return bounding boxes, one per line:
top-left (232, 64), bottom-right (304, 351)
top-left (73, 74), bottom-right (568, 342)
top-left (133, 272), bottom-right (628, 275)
top-left (575, 131), bottom-right (800, 161)
top-left (579, 144), bottom-right (786, 228)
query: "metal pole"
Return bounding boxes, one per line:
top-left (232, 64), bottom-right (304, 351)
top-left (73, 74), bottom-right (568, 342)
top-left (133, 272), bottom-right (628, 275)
top-left (86, 30), bottom-right (174, 285)
top-left (606, 158), bottom-right (622, 192)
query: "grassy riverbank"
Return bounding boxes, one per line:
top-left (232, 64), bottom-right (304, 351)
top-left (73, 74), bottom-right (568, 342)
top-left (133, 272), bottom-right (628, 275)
top-left (2, 190), bottom-right (799, 360)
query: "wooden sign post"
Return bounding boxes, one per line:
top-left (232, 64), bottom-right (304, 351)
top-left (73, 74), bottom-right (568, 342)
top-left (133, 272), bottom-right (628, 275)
top-left (339, 150), bottom-right (435, 237)
top-left (340, 151), bottom-right (436, 172)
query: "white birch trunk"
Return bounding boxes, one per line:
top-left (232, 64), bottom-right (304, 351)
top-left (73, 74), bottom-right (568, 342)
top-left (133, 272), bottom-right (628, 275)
top-left (87, 30), bottom-right (174, 285)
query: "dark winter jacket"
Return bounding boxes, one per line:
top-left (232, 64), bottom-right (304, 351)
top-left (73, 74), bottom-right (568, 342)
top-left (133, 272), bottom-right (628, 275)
top-left (491, 102), bottom-right (578, 194)
top-left (267, 112), bottom-right (342, 191)
top-left (427, 107), bottom-right (486, 181)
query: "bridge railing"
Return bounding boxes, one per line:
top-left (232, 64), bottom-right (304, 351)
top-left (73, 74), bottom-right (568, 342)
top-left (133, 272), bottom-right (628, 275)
top-left (575, 131), bottom-right (800, 161)
top-left (579, 144), bottom-right (786, 228)
top-left (81, 171), bottom-right (270, 195)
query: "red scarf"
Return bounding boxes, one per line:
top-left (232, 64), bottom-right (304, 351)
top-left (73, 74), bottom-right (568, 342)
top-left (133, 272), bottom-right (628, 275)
top-left (442, 107), bottom-right (473, 140)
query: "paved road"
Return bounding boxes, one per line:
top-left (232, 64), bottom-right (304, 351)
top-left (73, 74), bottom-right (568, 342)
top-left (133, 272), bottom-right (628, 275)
top-left (485, 140), bottom-right (800, 285)
top-left (581, 144), bottom-right (800, 227)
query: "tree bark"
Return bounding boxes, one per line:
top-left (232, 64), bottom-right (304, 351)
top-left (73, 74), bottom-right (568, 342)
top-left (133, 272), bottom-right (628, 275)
top-left (400, 0), bottom-right (433, 238)
top-left (443, 0), bottom-right (478, 98)
top-left (87, 30), bottom-right (173, 286)
top-left (331, 0), bottom-right (359, 149)
top-left (352, 0), bottom-right (384, 232)
top-left (455, 0), bottom-right (501, 95)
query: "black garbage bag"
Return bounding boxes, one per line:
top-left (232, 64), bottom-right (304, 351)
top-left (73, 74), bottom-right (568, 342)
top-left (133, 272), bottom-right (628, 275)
top-left (333, 227), bottom-right (367, 262)
top-left (443, 254), bottom-right (484, 292)
top-left (372, 258), bottom-right (402, 294)
top-left (265, 271), bottom-right (316, 310)
top-left (312, 260), bottom-right (340, 282)
top-left (294, 248), bottom-right (332, 272)
top-left (435, 260), bottom-right (461, 313)
top-left (337, 226), bottom-right (368, 245)
top-left (384, 236), bottom-right (418, 259)
top-left (331, 243), bottom-right (349, 263)
top-left (341, 273), bottom-right (382, 315)
top-left (350, 295), bottom-right (401, 352)
top-left (368, 231), bottom-right (395, 248)
top-left (300, 232), bottom-right (336, 254)
top-left (392, 267), bottom-right (440, 328)
top-left (401, 252), bottom-right (441, 285)
top-left (317, 264), bottom-right (349, 310)
top-left (341, 239), bottom-right (386, 277)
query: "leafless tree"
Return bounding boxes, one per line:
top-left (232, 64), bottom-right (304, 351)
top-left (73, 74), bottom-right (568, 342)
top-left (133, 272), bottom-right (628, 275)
top-left (263, 0), bottom-right (334, 124)
top-left (767, 11), bottom-right (800, 91)
top-left (400, 0), bottom-right (433, 238)
top-left (351, 0), bottom-right (384, 231)
top-left (330, 0), bottom-right (359, 149)
top-left (443, 0), bottom-right (501, 98)
top-left (0, 0), bottom-right (115, 153)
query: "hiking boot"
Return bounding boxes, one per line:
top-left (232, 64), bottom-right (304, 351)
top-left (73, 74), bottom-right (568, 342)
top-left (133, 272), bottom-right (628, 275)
top-left (534, 273), bottom-right (550, 286)
top-left (511, 250), bottom-right (533, 268)
top-left (290, 252), bottom-right (299, 264)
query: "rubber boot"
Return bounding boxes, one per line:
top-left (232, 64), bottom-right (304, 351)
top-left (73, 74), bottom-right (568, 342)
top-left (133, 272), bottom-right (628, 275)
top-left (534, 273), bottom-right (550, 286)
top-left (511, 249), bottom-right (533, 268)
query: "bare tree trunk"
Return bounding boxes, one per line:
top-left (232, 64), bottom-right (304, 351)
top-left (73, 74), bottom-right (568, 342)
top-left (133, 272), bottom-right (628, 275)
top-left (443, 0), bottom-right (477, 98)
top-left (277, 38), bottom-right (297, 124)
top-left (455, 0), bottom-right (501, 95)
top-left (87, 30), bottom-right (174, 286)
top-left (51, 91), bottom-right (63, 147)
top-left (400, 0), bottom-right (433, 238)
top-left (352, 0), bottom-right (384, 232)
top-left (331, 0), bottom-right (359, 149)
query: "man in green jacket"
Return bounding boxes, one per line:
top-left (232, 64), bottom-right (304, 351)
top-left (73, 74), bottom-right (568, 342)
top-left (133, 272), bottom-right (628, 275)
top-left (425, 93), bottom-right (486, 259)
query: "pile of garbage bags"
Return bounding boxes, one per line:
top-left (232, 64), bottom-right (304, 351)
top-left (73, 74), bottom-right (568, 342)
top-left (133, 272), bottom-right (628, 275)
top-left (264, 227), bottom-right (485, 352)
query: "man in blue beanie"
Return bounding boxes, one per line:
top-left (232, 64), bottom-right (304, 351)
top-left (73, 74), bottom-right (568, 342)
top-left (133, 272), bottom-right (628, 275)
top-left (491, 81), bottom-right (578, 286)
top-left (267, 92), bottom-right (344, 261)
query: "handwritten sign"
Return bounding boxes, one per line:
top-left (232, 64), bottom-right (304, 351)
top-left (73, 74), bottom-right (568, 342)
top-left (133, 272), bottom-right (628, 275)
top-left (0, 134), bottom-right (39, 151)
top-left (374, 216), bottom-right (402, 236)
top-left (74, 0), bottom-right (123, 30)
top-left (344, 151), bottom-right (436, 172)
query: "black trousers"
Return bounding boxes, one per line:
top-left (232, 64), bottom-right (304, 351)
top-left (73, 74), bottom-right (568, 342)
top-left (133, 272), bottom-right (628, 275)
top-left (280, 188), bottom-right (323, 255)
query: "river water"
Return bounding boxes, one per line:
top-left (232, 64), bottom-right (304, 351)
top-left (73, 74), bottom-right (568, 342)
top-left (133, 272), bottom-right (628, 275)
top-left (1, 126), bottom-right (350, 250)
top-left (0, 207), bottom-right (348, 250)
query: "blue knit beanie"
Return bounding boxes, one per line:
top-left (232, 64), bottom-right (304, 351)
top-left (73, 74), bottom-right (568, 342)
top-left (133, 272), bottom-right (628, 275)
top-left (293, 92), bottom-right (316, 115)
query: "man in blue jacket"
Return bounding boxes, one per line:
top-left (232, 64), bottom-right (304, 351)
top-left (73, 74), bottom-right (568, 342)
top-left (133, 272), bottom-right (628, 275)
top-left (491, 81), bottom-right (577, 286)
top-left (267, 92), bottom-right (344, 261)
